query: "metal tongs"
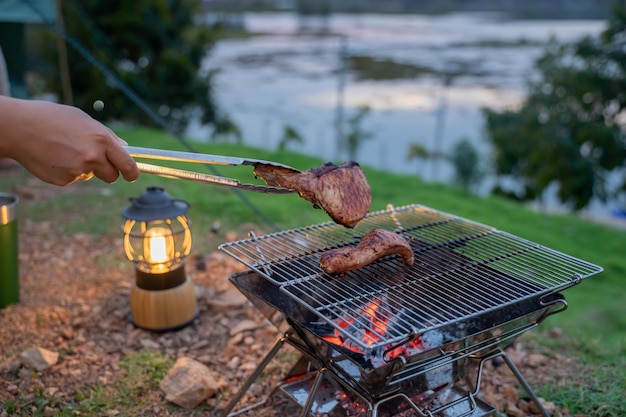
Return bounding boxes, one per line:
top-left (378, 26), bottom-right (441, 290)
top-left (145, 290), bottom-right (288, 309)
top-left (125, 146), bottom-right (299, 194)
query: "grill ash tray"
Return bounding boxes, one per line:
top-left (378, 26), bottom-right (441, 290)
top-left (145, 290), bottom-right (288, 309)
top-left (279, 372), bottom-right (496, 417)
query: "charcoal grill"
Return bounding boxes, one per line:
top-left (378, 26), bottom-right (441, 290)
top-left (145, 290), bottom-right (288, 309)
top-left (218, 204), bottom-right (603, 417)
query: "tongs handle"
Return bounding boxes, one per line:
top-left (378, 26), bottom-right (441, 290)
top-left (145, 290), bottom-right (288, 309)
top-left (124, 146), bottom-right (298, 170)
top-left (124, 146), bottom-right (298, 194)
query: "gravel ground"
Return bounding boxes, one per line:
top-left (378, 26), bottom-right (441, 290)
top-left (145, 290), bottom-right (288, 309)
top-left (0, 171), bottom-right (587, 417)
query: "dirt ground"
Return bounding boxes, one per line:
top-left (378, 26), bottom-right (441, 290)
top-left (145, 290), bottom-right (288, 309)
top-left (0, 171), bottom-right (587, 417)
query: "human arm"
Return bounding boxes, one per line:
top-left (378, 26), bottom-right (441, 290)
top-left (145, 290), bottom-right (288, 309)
top-left (0, 96), bottom-right (139, 186)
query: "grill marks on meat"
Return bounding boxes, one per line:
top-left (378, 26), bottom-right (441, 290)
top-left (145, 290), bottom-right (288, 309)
top-left (320, 228), bottom-right (414, 274)
top-left (254, 161), bottom-right (371, 228)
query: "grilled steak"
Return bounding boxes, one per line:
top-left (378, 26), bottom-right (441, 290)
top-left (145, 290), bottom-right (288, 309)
top-left (254, 161), bottom-right (371, 228)
top-left (319, 228), bottom-right (414, 274)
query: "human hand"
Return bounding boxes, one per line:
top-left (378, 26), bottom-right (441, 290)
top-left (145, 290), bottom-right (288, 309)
top-left (0, 97), bottom-right (140, 186)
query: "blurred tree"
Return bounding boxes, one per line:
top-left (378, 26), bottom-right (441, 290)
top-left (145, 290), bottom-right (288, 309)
top-left (277, 124), bottom-right (304, 151)
top-left (37, 0), bottom-right (219, 133)
top-left (296, 0), bottom-right (331, 16)
top-left (448, 138), bottom-right (484, 192)
top-left (484, 5), bottom-right (626, 210)
top-left (406, 142), bottom-right (430, 177)
top-left (343, 104), bottom-right (372, 160)
top-left (210, 115), bottom-right (242, 143)
top-left (296, 0), bottom-right (331, 33)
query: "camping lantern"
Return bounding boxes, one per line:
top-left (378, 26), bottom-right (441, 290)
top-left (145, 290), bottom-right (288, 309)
top-left (121, 187), bottom-right (197, 331)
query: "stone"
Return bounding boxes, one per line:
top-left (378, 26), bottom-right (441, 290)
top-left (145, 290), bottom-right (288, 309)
top-left (0, 356), bottom-right (21, 373)
top-left (529, 397), bottom-right (556, 415)
top-left (139, 339), bottom-right (160, 350)
top-left (205, 288), bottom-right (248, 312)
top-left (19, 347), bottom-right (59, 371)
top-left (526, 352), bottom-right (548, 368)
top-left (160, 357), bottom-right (218, 409)
top-left (229, 319), bottom-right (262, 336)
top-left (506, 403), bottom-right (526, 417)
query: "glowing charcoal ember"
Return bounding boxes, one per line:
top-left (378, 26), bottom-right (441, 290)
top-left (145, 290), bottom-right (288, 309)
top-left (322, 299), bottom-right (445, 367)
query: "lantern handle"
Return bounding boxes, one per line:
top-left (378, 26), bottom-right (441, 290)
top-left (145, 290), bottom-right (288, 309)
top-left (123, 146), bottom-right (299, 194)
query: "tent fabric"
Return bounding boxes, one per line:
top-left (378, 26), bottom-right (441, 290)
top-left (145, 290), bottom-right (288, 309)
top-left (0, 0), bottom-right (55, 24)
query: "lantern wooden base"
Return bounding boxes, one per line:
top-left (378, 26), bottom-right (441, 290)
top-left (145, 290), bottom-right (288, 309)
top-left (130, 276), bottom-right (198, 331)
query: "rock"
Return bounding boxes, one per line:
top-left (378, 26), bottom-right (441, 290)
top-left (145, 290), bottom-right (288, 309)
top-left (228, 333), bottom-right (245, 346)
top-left (548, 327), bottom-right (563, 338)
top-left (526, 352), bottom-right (548, 368)
top-left (229, 319), bottom-right (262, 336)
top-left (19, 347), bottom-right (59, 371)
top-left (160, 357), bottom-right (219, 409)
top-left (205, 288), bottom-right (248, 312)
top-left (0, 356), bottom-right (21, 373)
top-left (529, 397), bottom-right (556, 415)
top-left (189, 340), bottom-right (211, 351)
top-left (226, 356), bottom-right (241, 370)
top-left (139, 339), bottom-right (160, 350)
top-left (60, 327), bottom-right (75, 340)
top-left (505, 403), bottom-right (526, 417)
top-left (501, 384), bottom-right (519, 404)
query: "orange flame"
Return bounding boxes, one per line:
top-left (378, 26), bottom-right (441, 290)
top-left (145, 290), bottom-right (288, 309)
top-left (322, 301), bottom-right (427, 361)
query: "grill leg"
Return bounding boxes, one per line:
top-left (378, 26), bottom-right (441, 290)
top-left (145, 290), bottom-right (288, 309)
top-left (499, 349), bottom-right (550, 417)
top-left (221, 335), bottom-right (287, 417)
top-left (298, 368), bottom-right (327, 417)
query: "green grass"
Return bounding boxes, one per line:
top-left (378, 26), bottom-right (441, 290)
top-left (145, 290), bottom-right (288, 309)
top-left (2, 349), bottom-right (175, 416)
top-left (525, 331), bottom-right (626, 416)
top-left (3, 126), bottom-right (625, 414)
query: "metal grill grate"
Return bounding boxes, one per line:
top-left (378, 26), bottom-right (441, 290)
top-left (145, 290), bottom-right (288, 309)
top-left (219, 204), bottom-right (603, 351)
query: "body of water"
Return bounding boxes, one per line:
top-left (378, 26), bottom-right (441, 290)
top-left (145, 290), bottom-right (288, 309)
top-left (187, 12), bottom-right (620, 216)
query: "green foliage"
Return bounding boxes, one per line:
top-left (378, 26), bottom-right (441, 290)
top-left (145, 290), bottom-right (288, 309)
top-left (348, 55), bottom-right (437, 81)
top-left (342, 104), bottom-right (372, 160)
top-left (277, 124), bottom-right (304, 151)
top-left (36, 0), bottom-right (218, 132)
top-left (484, 6), bottom-right (626, 211)
top-left (406, 143), bottom-right (430, 160)
top-left (406, 142), bottom-right (430, 177)
top-left (447, 138), bottom-right (484, 192)
top-left (117, 349), bottom-right (172, 397)
top-left (211, 115), bottom-right (243, 143)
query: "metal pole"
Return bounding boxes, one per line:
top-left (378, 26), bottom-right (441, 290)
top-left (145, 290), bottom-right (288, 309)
top-left (431, 72), bottom-right (452, 182)
top-left (55, 0), bottom-right (73, 105)
top-left (222, 335), bottom-right (287, 417)
top-left (500, 349), bottom-right (550, 417)
top-left (335, 35), bottom-right (348, 160)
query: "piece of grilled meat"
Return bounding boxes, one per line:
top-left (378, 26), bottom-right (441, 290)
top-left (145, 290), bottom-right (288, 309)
top-left (320, 228), bottom-right (414, 274)
top-left (254, 161), bottom-right (371, 228)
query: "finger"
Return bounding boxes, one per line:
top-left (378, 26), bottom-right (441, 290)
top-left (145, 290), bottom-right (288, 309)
top-left (105, 141), bottom-right (140, 182)
top-left (108, 128), bottom-right (128, 146)
top-left (93, 164), bottom-right (121, 184)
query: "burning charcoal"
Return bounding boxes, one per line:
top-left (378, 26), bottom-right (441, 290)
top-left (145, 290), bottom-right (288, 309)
top-left (420, 330), bottom-right (443, 350)
top-left (382, 307), bottom-right (417, 340)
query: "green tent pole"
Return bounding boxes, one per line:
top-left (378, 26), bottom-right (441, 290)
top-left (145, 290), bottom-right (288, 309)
top-left (0, 193), bottom-right (19, 308)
